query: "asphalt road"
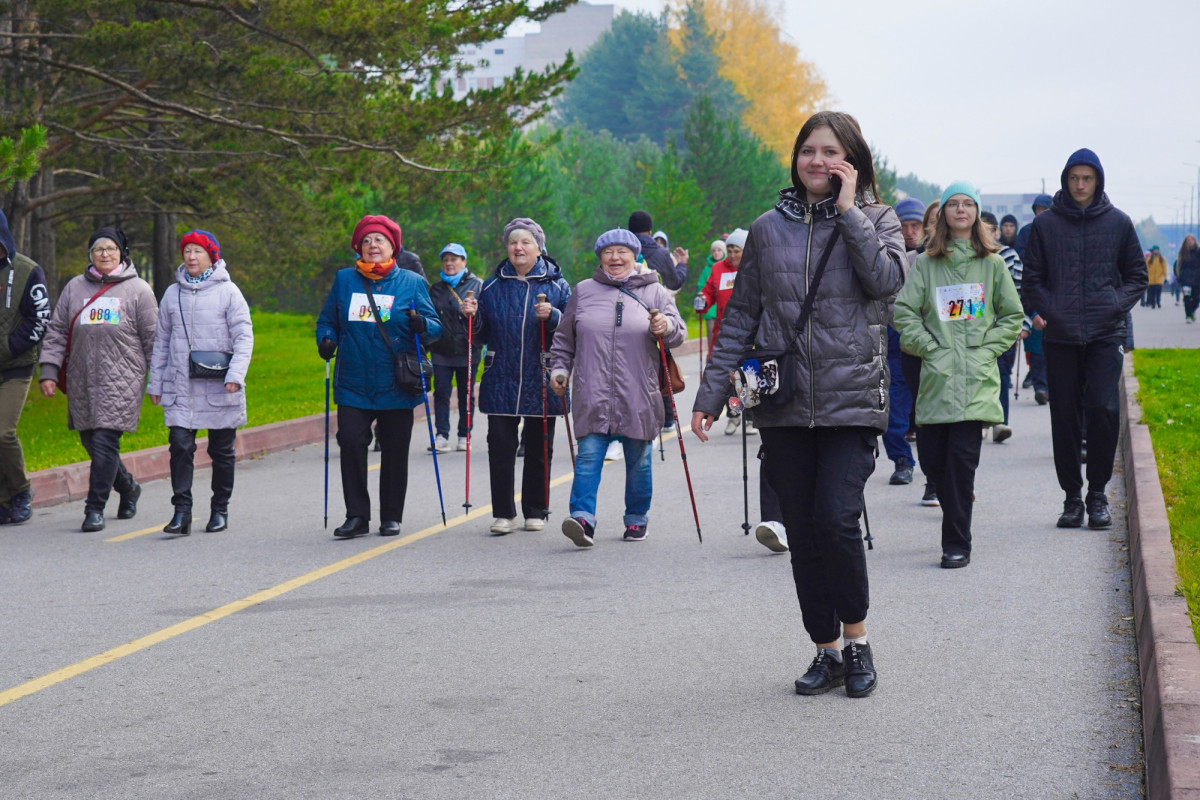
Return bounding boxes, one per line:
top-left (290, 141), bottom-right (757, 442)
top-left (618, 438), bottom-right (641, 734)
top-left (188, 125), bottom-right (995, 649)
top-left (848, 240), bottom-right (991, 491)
top-left (0, 347), bottom-right (1144, 799)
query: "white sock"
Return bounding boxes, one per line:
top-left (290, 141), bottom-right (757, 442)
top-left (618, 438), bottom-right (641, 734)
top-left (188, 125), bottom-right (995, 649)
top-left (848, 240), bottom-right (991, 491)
top-left (843, 634), bottom-right (867, 647)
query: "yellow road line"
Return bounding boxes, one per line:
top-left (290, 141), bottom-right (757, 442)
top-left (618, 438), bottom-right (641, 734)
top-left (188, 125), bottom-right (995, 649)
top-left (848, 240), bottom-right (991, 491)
top-left (105, 525), bottom-right (164, 543)
top-left (1, 471), bottom-right (574, 709)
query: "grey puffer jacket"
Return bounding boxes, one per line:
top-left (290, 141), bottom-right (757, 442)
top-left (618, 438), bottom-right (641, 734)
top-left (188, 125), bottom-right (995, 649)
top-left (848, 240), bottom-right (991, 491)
top-left (40, 262), bottom-right (157, 432)
top-left (693, 189), bottom-right (906, 431)
top-left (147, 261), bottom-right (254, 430)
top-left (549, 268), bottom-right (685, 442)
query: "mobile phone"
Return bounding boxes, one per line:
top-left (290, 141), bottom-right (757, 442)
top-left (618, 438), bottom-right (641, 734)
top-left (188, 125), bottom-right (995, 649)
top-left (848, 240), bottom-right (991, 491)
top-left (828, 172), bottom-right (843, 197)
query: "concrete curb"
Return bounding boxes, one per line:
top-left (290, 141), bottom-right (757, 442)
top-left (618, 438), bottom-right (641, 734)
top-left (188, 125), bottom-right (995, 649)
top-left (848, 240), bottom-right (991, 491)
top-left (1122, 357), bottom-right (1200, 800)
top-left (29, 336), bottom-right (703, 510)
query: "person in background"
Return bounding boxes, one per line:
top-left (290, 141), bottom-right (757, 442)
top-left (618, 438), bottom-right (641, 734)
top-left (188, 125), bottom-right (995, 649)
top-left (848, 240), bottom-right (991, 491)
top-left (1021, 149), bottom-right (1146, 529)
top-left (999, 214), bottom-right (1019, 249)
top-left (1014, 195), bottom-right (1052, 404)
top-left (39, 227), bottom-right (157, 532)
top-left (894, 182), bottom-right (1023, 569)
top-left (695, 227), bottom-right (752, 435)
top-left (882, 197), bottom-right (923, 486)
top-left (316, 214), bottom-right (442, 539)
top-left (550, 229), bottom-right (685, 547)
top-left (147, 230), bottom-right (253, 536)
top-left (459, 218), bottom-right (571, 535)
top-left (1144, 246), bottom-right (1167, 309)
top-left (696, 239), bottom-right (725, 348)
top-left (980, 211), bottom-right (1025, 443)
top-left (909, 199), bottom-right (941, 507)
top-left (0, 209), bottom-right (50, 525)
top-left (1176, 235), bottom-right (1200, 323)
top-left (428, 243), bottom-right (483, 452)
top-left (627, 210), bottom-right (688, 291)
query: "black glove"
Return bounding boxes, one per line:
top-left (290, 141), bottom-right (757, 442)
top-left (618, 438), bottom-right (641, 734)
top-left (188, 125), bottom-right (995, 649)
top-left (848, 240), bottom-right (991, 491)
top-left (408, 311), bottom-right (427, 334)
top-left (318, 338), bottom-right (336, 360)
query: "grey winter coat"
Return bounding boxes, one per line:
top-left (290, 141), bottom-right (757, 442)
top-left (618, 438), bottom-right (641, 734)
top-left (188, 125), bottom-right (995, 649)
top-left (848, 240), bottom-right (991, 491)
top-left (40, 262), bottom-right (157, 432)
top-left (147, 262), bottom-right (253, 430)
top-left (693, 190), bottom-right (906, 432)
top-left (549, 268), bottom-right (685, 442)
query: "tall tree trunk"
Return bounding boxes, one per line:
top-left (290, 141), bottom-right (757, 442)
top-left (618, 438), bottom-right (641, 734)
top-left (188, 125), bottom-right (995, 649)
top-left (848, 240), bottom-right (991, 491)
top-left (29, 168), bottom-right (57, 302)
top-left (152, 211), bottom-right (177, 299)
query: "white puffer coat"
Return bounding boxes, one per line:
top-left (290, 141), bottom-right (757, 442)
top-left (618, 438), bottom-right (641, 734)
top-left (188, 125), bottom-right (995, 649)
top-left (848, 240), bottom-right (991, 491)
top-left (147, 261), bottom-right (253, 430)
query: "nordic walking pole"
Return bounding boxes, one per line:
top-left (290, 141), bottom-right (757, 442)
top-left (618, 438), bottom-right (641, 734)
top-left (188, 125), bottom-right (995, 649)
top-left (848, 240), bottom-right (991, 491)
top-left (651, 308), bottom-right (702, 543)
top-left (324, 358), bottom-right (331, 529)
top-left (698, 311), bottom-right (704, 376)
top-left (862, 495), bottom-right (874, 550)
top-left (463, 290), bottom-right (475, 513)
top-left (562, 385), bottom-right (576, 469)
top-left (741, 408), bottom-right (751, 535)
top-left (1013, 337), bottom-right (1023, 402)
top-left (412, 303), bottom-right (446, 526)
top-left (537, 293), bottom-right (551, 518)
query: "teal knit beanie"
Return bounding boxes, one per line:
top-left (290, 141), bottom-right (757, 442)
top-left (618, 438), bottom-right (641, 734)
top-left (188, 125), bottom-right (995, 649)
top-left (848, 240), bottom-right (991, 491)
top-left (940, 180), bottom-right (980, 209)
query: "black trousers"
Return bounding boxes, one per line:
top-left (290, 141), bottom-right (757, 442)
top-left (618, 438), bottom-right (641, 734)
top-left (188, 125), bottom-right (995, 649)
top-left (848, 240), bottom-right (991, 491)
top-left (761, 426), bottom-right (875, 645)
top-left (169, 427), bottom-right (236, 513)
top-left (916, 421), bottom-right (983, 556)
top-left (1146, 284), bottom-right (1163, 308)
top-left (487, 414), bottom-right (554, 520)
top-left (758, 445), bottom-right (781, 523)
top-left (79, 428), bottom-right (136, 514)
top-left (1184, 285), bottom-right (1200, 318)
top-left (1043, 339), bottom-right (1124, 496)
top-left (432, 364), bottom-right (473, 439)
top-left (337, 405), bottom-right (414, 522)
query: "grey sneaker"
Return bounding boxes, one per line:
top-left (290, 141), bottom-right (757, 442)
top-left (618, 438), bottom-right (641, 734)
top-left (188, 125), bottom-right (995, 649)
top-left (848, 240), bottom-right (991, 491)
top-left (622, 524), bottom-right (647, 541)
top-left (562, 516), bottom-right (595, 548)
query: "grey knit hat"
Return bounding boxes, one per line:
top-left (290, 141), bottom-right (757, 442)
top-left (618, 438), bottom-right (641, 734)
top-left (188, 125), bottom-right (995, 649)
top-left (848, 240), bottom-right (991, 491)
top-left (502, 217), bottom-right (546, 253)
top-left (593, 228), bottom-right (642, 258)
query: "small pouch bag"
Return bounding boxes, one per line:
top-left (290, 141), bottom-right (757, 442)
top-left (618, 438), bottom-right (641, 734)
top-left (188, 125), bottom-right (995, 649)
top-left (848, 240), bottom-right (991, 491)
top-left (179, 290), bottom-right (232, 381)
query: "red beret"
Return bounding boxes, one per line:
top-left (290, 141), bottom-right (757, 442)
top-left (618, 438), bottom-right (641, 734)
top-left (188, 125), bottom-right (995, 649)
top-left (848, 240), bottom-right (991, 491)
top-left (351, 215), bottom-right (402, 254)
top-left (180, 229), bottom-right (220, 263)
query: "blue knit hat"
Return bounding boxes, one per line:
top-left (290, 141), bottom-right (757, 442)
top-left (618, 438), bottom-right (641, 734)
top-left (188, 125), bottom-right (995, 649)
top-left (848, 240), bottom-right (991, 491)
top-left (894, 197), bottom-right (926, 222)
top-left (940, 180), bottom-right (981, 209)
top-left (594, 228), bottom-right (642, 257)
top-left (1032, 193), bottom-right (1053, 210)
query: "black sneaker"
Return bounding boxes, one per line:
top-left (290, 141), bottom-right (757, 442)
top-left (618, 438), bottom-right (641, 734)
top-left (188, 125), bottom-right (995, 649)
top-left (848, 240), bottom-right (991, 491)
top-left (842, 641), bottom-right (877, 698)
top-left (888, 464), bottom-right (913, 485)
top-left (1034, 389), bottom-right (1049, 405)
top-left (794, 649), bottom-right (845, 695)
top-left (1057, 496), bottom-right (1085, 528)
top-left (622, 524), bottom-right (647, 541)
top-left (561, 516), bottom-right (594, 548)
top-left (921, 484), bottom-right (939, 507)
top-left (9, 489), bottom-right (32, 524)
top-left (1086, 491), bottom-right (1112, 529)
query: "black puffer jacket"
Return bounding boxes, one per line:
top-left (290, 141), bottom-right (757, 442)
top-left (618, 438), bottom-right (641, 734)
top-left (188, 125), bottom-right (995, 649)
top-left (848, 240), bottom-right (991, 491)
top-left (428, 271), bottom-right (484, 367)
top-left (1177, 249), bottom-right (1200, 287)
top-left (1020, 151), bottom-right (1147, 345)
top-left (693, 189), bottom-right (906, 431)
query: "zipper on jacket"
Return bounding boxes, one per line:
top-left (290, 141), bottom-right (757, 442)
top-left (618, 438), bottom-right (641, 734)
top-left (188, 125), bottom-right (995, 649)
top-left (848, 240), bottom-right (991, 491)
top-left (516, 280), bottom-right (529, 416)
top-left (804, 214), bottom-right (816, 428)
top-left (189, 286), bottom-right (198, 430)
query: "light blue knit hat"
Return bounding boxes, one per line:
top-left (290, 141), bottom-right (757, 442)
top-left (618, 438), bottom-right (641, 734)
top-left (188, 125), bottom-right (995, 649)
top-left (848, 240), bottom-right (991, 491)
top-left (593, 228), bottom-right (642, 257)
top-left (940, 180), bottom-right (981, 209)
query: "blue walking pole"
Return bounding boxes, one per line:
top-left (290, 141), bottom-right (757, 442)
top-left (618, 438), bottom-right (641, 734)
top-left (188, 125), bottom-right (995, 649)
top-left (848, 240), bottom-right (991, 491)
top-left (324, 358), bottom-right (330, 529)
top-left (412, 303), bottom-right (447, 526)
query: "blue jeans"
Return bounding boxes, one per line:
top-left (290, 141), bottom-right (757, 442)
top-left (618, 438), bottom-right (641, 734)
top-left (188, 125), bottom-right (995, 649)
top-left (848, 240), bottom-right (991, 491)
top-left (881, 327), bottom-right (914, 466)
top-left (997, 343), bottom-right (1017, 424)
top-left (568, 433), bottom-right (654, 528)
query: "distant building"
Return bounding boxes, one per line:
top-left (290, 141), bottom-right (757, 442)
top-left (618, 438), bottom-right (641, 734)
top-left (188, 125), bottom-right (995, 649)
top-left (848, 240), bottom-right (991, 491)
top-left (980, 192), bottom-right (1041, 229)
top-left (439, 2), bottom-right (615, 99)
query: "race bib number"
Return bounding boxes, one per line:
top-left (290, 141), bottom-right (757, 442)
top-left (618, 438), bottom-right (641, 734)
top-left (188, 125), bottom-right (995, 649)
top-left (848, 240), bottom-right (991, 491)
top-left (349, 292), bottom-right (394, 322)
top-left (936, 283), bottom-right (986, 322)
top-left (80, 296), bottom-right (121, 326)
top-left (719, 272), bottom-right (736, 292)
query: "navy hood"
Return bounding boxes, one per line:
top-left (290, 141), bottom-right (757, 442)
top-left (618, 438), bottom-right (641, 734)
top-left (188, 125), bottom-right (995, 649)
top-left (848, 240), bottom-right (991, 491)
top-left (1060, 147), bottom-right (1105, 200)
top-left (0, 208), bottom-right (14, 268)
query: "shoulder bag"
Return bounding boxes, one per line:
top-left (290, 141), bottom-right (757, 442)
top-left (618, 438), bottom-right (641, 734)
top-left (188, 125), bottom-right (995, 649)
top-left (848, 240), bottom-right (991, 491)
top-left (362, 277), bottom-right (431, 396)
top-left (178, 287), bottom-right (233, 380)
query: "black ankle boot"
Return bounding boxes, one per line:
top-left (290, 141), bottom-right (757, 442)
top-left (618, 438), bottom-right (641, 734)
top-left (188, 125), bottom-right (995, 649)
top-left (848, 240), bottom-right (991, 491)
top-left (117, 482), bottom-right (141, 520)
top-left (334, 516), bottom-right (369, 538)
top-left (206, 511), bottom-right (228, 532)
top-left (164, 511), bottom-right (192, 535)
top-left (81, 510), bottom-right (105, 532)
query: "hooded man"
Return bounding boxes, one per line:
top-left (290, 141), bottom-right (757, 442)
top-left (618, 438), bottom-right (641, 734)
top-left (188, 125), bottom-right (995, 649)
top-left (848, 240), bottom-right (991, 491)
top-left (1020, 149), bottom-right (1147, 530)
top-left (627, 210), bottom-right (687, 290)
top-left (882, 197), bottom-right (925, 485)
top-left (0, 210), bottom-right (51, 524)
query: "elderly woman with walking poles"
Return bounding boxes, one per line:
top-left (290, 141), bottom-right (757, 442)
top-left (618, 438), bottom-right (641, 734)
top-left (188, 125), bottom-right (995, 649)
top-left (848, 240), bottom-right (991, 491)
top-left (458, 218), bottom-right (570, 536)
top-left (691, 111), bottom-right (905, 698)
top-left (316, 215), bottom-right (442, 539)
top-left (548, 229), bottom-right (685, 547)
top-left (147, 230), bottom-right (254, 536)
top-left (39, 227), bottom-right (158, 532)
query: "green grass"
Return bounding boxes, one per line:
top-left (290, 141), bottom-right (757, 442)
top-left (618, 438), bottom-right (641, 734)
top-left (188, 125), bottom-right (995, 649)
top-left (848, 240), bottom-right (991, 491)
top-left (1133, 349), bottom-right (1200, 640)
top-left (22, 311), bottom-right (326, 472)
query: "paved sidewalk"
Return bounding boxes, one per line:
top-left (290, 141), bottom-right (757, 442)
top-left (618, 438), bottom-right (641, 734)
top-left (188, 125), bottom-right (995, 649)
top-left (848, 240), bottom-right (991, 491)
top-left (0, 349), bottom-right (1143, 798)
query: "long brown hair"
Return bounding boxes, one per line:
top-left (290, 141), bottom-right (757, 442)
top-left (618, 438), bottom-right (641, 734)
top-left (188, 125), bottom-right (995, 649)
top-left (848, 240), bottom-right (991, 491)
top-left (789, 111), bottom-right (880, 205)
top-left (925, 203), bottom-right (1000, 259)
top-left (1182, 234), bottom-right (1199, 258)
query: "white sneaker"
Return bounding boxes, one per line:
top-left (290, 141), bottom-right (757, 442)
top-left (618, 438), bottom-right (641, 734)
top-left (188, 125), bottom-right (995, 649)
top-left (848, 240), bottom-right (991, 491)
top-left (524, 517), bottom-right (545, 531)
top-left (604, 440), bottom-right (623, 461)
top-left (755, 520), bottom-right (788, 552)
top-left (725, 416), bottom-right (741, 435)
top-left (457, 436), bottom-right (468, 451)
top-left (992, 424), bottom-right (1012, 443)
top-left (490, 517), bottom-right (517, 535)
top-left (744, 420), bottom-right (758, 436)
top-left (434, 434), bottom-right (452, 452)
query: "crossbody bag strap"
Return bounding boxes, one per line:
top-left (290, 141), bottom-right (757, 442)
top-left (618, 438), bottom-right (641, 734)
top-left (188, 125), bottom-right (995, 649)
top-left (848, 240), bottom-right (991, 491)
top-left (64, 281), bottom-right (116, 362)
top-left (786, 227), bottom-right (841, 352)
top-left (177, 286), bottom-right (193, 350)
top-left (361, 276), bottom-right (398, 357)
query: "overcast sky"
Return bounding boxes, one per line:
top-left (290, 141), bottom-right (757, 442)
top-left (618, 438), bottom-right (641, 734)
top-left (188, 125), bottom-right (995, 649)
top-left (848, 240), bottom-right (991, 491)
top-left (574, 0), bottom-right (1200, 225)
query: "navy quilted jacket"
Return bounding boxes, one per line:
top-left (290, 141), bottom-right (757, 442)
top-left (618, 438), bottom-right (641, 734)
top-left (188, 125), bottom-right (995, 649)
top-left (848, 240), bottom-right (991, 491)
top-left (1020, 150), bottom-right (1147, 345)
top-left (475, 256), bottom-right (571, 417)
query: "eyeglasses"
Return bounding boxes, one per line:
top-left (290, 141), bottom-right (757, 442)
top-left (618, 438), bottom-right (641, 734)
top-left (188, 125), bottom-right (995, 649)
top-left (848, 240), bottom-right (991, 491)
top-left (360, 235), bottom-right (391, 246)
top-left (600, 248), bottom-right (631, 258)
top-left (90, 246), bottom-right (120, 255)
top-left (944, 201), bottom-right (976, 211)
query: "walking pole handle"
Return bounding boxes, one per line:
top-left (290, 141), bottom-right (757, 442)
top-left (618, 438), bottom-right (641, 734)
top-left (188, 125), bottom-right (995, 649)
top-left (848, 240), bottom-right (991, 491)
top-left (536, 292), bottom-right (547, 304)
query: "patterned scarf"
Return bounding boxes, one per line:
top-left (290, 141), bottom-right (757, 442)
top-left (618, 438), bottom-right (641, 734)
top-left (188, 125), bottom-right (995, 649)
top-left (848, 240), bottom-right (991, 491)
top-left (775, 186), bottom-right (858, 223)
top-left (185, 266), bottom-right (214, 284)
top-left (356, 258), bottom-right (396, 281)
